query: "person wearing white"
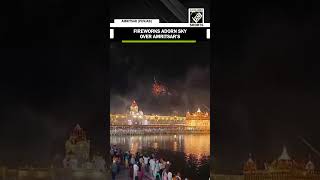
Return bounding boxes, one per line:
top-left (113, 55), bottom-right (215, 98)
top-left (143, 155), bottom-right (149, 172)
top-left (143, 155), bottom-right (149, 167)
top-left (133, 163), bottom-right (139, 180)
top-left (131, 156), bottom-right (136, 165)
top-left (159, 160), bottom-right (165, 170)
top-left (149, 158), bottom-right (155, 175)
top-left (139, 157), bottom-right (144, 164)
top-left (162, 169), bottom-right (168, 180)
top-left (168, 171), bottom-right (172, 180)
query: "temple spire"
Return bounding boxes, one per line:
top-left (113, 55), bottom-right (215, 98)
top-left (278, 145), bottom-right (291, 161)
top-left (74, 124), bottom-right (81, 130)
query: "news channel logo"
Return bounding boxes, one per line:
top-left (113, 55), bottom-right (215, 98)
top-left (188, 8), bottom-right (204, 24)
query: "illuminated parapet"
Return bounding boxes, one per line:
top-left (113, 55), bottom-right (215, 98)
top-left (110, 114), bottom-right (128, 125)
top-left (185, 108), bottom-right (210, 131)
top-left (144, 115), bottom-right (185, 125)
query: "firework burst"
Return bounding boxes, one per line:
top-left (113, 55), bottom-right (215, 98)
top-left (152, 77), bottom-right (169, 96)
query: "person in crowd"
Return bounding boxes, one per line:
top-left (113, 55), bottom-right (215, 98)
top-left (111, 159), bottom-right (118, 180)
top-left (116, 156), bottom-right (121, 174)
top-left (159, 159), bottom-right (166, 178)
top-left (156, 171), bottom-right (161, 180)
top-left (124, 151), bottom-right (129, 168)
top-left (154, 159), bottom-right (160, 179)
top-left (129, 164), bottom-right (134, 180)
top-left (139, 156), bottom-right (144, 165)
top-left (110, 148), bottom-right (114, 157)
top-left (168, 170), bottom-right (173, 180)
top-left (133, 162), bottom-right (139, 180)
top-left (149, 155), bottom-right (155, 176)
top-left (143, 154), bottom-right (149, 172)
top-left (162, 168), bottom-right (168, 180)
top-left (140, 156), bottom-right (143, 165)
top-left (175, 172), bottom-right (182, 180)
top-left (135, 152), bottom-right (140, 163)
top-left (128, 151), bottom-right (131, 158)
top-left (131, 155), bottom-right (136, 166)
top-left (139, 159), bottom-right (145, 180)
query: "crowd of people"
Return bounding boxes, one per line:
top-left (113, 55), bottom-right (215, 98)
top-left (110, 145), bottom-right (189, 180)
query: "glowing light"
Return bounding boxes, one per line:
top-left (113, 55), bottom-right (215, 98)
top-left (152, 78), bottom-right (168, 96)
top-left (153, 142), bottom-right (159, 149)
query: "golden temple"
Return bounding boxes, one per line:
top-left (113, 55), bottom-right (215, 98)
top-left (110, 100), bottom-right (210, 132)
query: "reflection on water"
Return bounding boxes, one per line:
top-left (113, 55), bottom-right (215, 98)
top-left (110, 134), bottom-right (210, 156)
top-left (111, 134), bottom-right (210, 179)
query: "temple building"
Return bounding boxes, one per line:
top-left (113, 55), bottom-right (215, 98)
top-left (110, 100), bottom-right (210, 131)
top-left (185, 108), bottom-right (210, 131)
top-left (243, 146), bottom-right (320, 180)
top-left (110, 100), bottom-right (152, 126)
top-left (65, 124), bottom-right (90, 164)
top-left (243, 153), bottom-right (257, 173)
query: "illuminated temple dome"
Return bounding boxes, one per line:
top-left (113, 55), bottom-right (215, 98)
top-left (185, 108), bottom-right (210, 131)
top-left (130, 100), bottom-right (139, 114)
top-left (278, 146), bottom-right (291, 161)
top-left (305, 157), bottom-right (315, 172)
top-left (269, 146), bottom-right (296, 171)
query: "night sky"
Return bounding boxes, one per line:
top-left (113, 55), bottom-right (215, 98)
top-left (0, 0), bottom-right (106, 167)
top-left (110, 43), bottom-right (210, 115)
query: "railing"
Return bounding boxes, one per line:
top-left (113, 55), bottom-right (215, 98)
top-left (0, 166), bottom-right (107, 180)
top-left (213, 175), bottom-right (244, 180)
top-left (243, 170), bottom-right (320, 180)
top-left (110, 127), bottom-right (210, 135)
